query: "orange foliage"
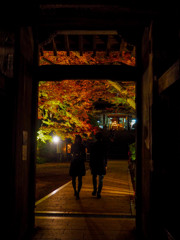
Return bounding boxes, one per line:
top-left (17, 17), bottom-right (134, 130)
top-left (38, 80), bottom-right (114, 141)
top-left (39, 51), bottom-right (135, 66)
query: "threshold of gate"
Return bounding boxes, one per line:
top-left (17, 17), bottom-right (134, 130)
top-left (35, 211), bottom-right (135, 218)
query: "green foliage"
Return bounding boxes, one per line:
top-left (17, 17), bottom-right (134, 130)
top-left (129, 142), bottom-right (136, 161)
top-left (37, 129), bottom-right (53, 143)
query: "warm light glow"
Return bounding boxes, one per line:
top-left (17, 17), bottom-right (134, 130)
top-left (53, 136), bottom-right (60, 143)
top-left (112, 121), bottom-right (118, 126)
top-left (67, 144), bottom-right (71, 153)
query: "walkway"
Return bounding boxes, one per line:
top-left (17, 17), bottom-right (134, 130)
top-left (32, 160), bottom-right (136, 240)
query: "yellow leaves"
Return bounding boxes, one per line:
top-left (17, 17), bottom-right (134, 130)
top-left (108, 80), bottom-right (136, 110)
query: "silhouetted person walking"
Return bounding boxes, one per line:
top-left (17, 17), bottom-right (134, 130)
top-left (69, 135), bottom-right (86, 199)
top-left (90, 132), bottom-right (107, 198)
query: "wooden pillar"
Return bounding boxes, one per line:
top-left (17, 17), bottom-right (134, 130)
top-left (13, 26), bottom-right (36, 240)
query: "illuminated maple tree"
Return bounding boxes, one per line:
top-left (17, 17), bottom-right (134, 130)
top-left (37, 80), bottom-right (135, 142)
top-left (39, 51), bottom-right (135, 66)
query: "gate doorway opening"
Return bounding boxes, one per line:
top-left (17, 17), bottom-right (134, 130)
top-left (34, 27), bottom-right (138, 239)
top-left (35, 79), bottom-right (136, 200)
top-left (34, 79), bottom-right (137, 239)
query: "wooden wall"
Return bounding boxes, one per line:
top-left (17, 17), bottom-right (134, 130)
top-left (138, 16), bottom-right (180, 240)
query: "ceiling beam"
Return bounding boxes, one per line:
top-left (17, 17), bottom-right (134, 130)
top-left (40, 4), bottom-right (130, 10)
top-left (57, 30), bottom-right (118, 35)
top-left (39, 4), bottom-right (159, 16)
top-left (37, 65), bottom-right (137, 81)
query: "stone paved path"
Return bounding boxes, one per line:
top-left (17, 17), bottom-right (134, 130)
top-left (32, 160), bottom-right (136, 240)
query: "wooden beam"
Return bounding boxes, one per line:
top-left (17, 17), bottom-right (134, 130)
top-left (40, 46), bottom-right (44, 56)
top-left (37, 65), bottom-right (137, 81)
top-left (93, 35), bottom-right (97, 56)
top-left (79, 35), bottom-right (83, 56)
top-left (64, 35), bottom-right (70, 56)
top-left (57, 30), bottom-right (118, 35)
top-left (119, 38), bottom-right (127, 56)
top-left (106, 35), bottom-right (111, 56)
top-left (52, 38), bottom-right (57, 56)
top-left (158, 60), bottom-right (180, 94)
top-left (39, 4), bottom-right (159, 16)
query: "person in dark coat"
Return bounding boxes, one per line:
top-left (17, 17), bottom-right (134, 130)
top-left (69, 135), bottom-right (86, 199)
top-left (90, 132), bottom-right (107, 199)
